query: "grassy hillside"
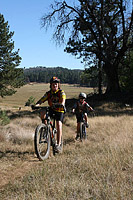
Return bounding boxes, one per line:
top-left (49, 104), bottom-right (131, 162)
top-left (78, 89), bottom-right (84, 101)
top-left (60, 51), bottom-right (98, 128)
top-left (0, 83), bottom-right (93, 109)
top-left (0, 84), bottom-right (133, 199)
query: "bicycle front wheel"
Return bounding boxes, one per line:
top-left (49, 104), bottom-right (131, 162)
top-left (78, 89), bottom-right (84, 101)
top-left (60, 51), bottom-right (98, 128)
top-left (82, 124), bottom-right (87, 140)
top-left (34, 124), bottom-right (51, 161)
top-left (79, 122), bottom-right (84, 141)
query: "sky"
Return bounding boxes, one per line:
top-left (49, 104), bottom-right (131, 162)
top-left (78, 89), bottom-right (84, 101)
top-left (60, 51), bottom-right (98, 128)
top-left (0, 0), bottom-right (84, 70)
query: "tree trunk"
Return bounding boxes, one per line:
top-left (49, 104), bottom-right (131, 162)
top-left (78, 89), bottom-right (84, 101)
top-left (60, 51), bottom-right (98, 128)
top-left (98, 60), bottom-right (102, 95)
top-left (103, 63), bottom-right (121, 96)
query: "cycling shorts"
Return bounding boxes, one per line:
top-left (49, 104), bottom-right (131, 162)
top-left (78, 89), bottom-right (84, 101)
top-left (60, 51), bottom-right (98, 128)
top-left (76, 113), bottom-right (86, 123)
top-left (49, 108), bottom-right (64, 122)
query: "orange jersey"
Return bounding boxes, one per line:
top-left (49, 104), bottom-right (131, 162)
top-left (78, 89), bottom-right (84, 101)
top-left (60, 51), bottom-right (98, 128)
top-left (37, 89), bottom-right (66, 113)
top-left (73, 100), bottom-right (92, 113)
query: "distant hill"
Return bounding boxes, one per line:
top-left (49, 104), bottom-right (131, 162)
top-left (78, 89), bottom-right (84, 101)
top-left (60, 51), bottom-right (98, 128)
top-left (24, 66), bottom-right (83, 84)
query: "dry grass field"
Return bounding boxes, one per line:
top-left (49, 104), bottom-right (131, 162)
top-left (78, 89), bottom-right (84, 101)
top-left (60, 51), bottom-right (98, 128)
top-left (0, 83), bottom-right (93, 109)
top-left (0, 83), bottom-right (133, 200)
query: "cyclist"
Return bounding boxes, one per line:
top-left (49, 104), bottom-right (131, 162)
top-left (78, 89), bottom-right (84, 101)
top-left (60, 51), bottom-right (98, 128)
top-left (72, 92), bottom-right (93, 140)
top-left (34, 76), bottom-right (66, 152)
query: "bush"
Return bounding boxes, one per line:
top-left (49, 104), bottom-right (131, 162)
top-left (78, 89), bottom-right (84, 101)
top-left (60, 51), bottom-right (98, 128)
top-left (0, 109), bottom-right (10, 125)
top-left (25, 96), bottom-right (35, 106)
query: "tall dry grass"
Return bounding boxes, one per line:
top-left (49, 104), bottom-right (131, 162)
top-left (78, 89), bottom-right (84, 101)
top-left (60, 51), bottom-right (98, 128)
top-left (0, 113), bottom-right (132, 200)
top-left (0, 83), bottom-right (132, 199)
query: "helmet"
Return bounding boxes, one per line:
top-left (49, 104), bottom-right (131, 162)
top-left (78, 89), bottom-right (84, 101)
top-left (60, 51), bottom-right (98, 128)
top-left (79, 92), bottom-right (87, 99)
top-left (50, 76), bottom-right (60, 84)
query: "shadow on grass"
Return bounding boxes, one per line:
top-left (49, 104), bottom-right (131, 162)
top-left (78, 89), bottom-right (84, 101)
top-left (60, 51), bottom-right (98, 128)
top-left (91, 108), bottom-right (133, 117)
top-left (0, 150), bottom-right (34, 159)
top-left (6, 109), bottom-right (40, 120)
top-left (4, 98), bottom-right (133, 121)
top-left (66, 98), bottom-right (133, 117)
top-left (63, 137), bottom-right (75, 145)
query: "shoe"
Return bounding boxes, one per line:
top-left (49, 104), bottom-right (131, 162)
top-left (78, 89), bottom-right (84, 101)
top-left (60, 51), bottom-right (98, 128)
top-left (55, 144), bottom-right (62, 153)
top-left (75, 134), bottom-right (80, 140)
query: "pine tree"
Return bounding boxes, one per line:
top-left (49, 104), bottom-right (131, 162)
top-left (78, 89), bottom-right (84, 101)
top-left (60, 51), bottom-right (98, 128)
top-left (0, 14), bottom-right (24, 97)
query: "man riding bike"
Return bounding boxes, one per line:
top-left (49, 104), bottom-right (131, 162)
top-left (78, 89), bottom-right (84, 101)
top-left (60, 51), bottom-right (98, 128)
top-left (33, 76), bottom-right (66, 152)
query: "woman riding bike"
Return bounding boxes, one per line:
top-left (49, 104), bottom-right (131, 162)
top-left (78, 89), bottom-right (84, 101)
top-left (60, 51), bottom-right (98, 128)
top-left (72, 92), bottom-right (94, 140)
top-left (33, 76), bottom-right (66, 152)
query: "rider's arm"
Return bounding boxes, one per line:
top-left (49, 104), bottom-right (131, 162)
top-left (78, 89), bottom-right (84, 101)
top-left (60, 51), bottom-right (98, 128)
top-left (86, 103), bottom-right (94, 111)
top-left (89, 105), bottom-right (94, 111)
top-left (35, 92), bottom-right (48, 106)
top-left (72, 102), bottom-right (78, 113)
top-left (60, 90), bottom-right (66, 106)
top-left (60, 97), bottom-right (65, 106)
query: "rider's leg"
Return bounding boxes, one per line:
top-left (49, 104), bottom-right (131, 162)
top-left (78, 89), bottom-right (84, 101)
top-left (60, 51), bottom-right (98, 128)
top-left (84, 113), bottom-right (89, 127)
top-left (40, 110), bottom-right (47, 124)
top-left (84, 113), bottom-right (87, 123)
top-left (75, 122), bottom-right (80, 139)
top-left (77, 122), bottom-right (80, 134)
top-left (56, 120), bottom-right (62, 146)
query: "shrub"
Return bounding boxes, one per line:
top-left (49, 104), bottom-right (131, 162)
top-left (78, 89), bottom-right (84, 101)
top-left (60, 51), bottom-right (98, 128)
top-left (25, 96), bottom-right (35, 106)
top-left (0, 109), bottom-right (10, 125)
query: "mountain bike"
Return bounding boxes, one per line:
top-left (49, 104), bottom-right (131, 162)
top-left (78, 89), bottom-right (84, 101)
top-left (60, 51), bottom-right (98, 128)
top-left (79, 113), bottom-right (88, 141)
top-left (73, 111), bottom-right (88, 141)
top-left (32, 105), bottom-right (63, 161)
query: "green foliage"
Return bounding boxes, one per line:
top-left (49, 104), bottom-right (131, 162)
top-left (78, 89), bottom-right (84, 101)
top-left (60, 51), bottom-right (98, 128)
top-left (0, 14), bottom-right (24, 98)
top-left (24, 67), bottom-right (82, 84)
top-left (80, 65), bottom-right (107, 93)
top-left (80, 66), bottom-right (99, 87)
top-left (119, 49), bottom-right (133, 92)
top-left (25, 96), bottom-right (35, 106)
top-left (0, 109), bottom-right (10, 125)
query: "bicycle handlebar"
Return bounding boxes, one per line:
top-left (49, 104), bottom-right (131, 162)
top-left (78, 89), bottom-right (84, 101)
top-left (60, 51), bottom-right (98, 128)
top-left (31, 105), bottom-right (48, 110)
top-left (31, 103), bottom-right (65, 111)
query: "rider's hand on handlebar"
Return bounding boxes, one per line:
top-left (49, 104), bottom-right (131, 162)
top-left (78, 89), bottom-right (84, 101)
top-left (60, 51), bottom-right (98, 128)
top-left (89, 107), bottom-right (94, 112)
top-left (72, 109), bottom-right (75, 114)
top-left (31, 104), bottom-right (40, 110)
top-left (31, 105), bottom-right (36, 110)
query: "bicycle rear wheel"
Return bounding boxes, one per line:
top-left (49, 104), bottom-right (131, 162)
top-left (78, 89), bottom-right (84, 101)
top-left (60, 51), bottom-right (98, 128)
top-left (34, 124), bottom-right (51, 160)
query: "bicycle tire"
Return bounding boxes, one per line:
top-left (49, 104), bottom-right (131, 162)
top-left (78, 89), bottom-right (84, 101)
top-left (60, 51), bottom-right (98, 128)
top-left (34, 123), bottom-right (51, 160)
top-left (80, 122), bottom-right (84, 141)
top-left (82, 124), bottom-right (87, 140)
top-left (51, 129), bottom-right (56, 155)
